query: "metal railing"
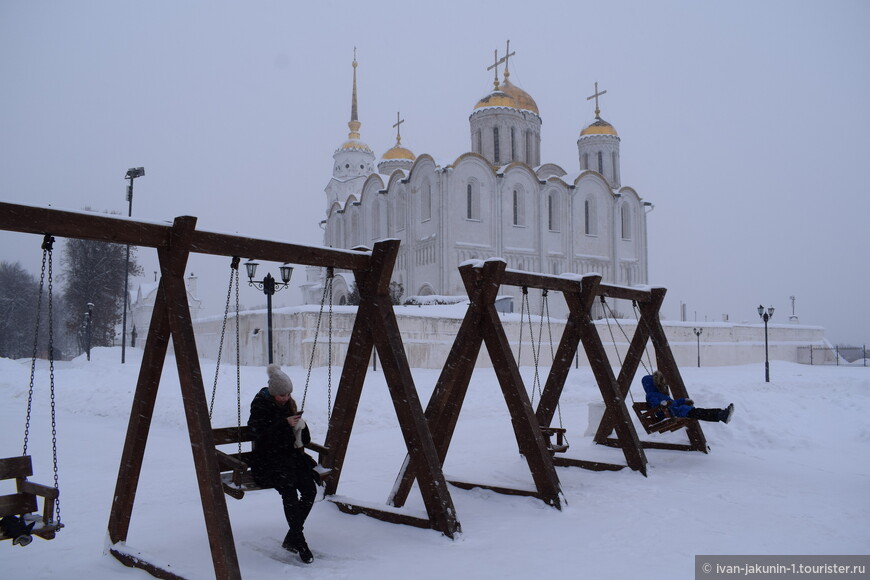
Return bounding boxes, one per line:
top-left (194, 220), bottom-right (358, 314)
top-left (797, 345), bottom-right (867, 366)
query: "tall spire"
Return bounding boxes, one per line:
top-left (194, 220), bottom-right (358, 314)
top-left (348, 47), bottom-right (361, 140)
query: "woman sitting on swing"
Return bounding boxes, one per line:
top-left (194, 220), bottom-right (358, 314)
top-left (248, 364), bottom-right (318, 564)
top-left (643, 370), bottom-right (734, 424)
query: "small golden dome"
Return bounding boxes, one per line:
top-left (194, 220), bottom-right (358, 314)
top-left (382, 145), bottom-right (415, 161)
top-left (339, 139), bottom-right (373, 153)
top-left (580, 117), bottom-right (618, 137)
top-left (473, 80), bottom-right (539, 115)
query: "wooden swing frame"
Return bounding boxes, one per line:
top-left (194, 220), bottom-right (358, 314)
top-left (0, 201), bottom-right (459, 580)
top-left (588, 287), bottom-right (709, 453)
top-left (390, 260), bottom-right (658, 512)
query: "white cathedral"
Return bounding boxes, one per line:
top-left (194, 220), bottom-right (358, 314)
top-left (302, 47), bottom-right (650, 314)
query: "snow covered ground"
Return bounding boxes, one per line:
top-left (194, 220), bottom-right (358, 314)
top-left (2, 347), bottom-right (868, 579)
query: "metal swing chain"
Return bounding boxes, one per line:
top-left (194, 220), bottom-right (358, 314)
top-left (632, 300), bottom-right (655, 375)
top-left (47, 239), bottom-right (61, 526)
top-left (23, 235), bottom-right (61, 526)
top-left (541, 290), bottom-right (565, 432)
top-left (600, 296), bottom-right (640, 404)
top-left (326, 270), bottom-right (333, 421)
top-left (524, 289), bottom-right (543, 408)
top-left (209, 258), bottom-right (239, 420)
top-left (517, 286), bottom-right (528, 369)
top-left (23, 238), bottom-right (50, 457)
top-left (234, 265), bottom-right (242, 458)
top-left (301, 267), bottom-right (332, 413)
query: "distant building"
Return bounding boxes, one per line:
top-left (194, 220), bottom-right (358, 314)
top-left (126, 272), bottom-right (202, 346)
top-left (303, 47), bottom-right (650, 314)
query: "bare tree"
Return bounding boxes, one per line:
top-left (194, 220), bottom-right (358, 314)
top-left (0, 261), bottom-right (39, 359)
top-left (61, 234), bottom-right (143, 348)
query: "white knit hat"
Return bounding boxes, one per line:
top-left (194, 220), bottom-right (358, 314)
top-left (267, 364), bottom-right (293, 396)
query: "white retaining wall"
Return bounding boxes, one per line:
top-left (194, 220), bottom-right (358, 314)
top-left (192, 304), bottom-right (828, 369)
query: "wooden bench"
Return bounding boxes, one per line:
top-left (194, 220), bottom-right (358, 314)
top-left (632, 402), bottom-right (694, 434)
top-left (212, 426), bottom-right (332, 500)
top-left (0, 455), bottom-right (63, 544)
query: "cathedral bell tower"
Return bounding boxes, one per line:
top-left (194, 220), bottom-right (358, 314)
top-left (469, 42), bottom-right (542, 167)
top-left (325, 49), bottom-right (376, 213)
top-left (577, 82), bottom-right (621, 189)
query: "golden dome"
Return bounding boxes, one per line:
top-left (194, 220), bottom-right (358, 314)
top-left (382, 144), bottom-right (415, 160)
top-left (474, 80), bottom-right (539, 115)
top-left (338, 139), bottom-right (373, 153)
top-left (499, 79), bottom-right (539, 114)
top-left (580, 117), bottom-right (618, 137)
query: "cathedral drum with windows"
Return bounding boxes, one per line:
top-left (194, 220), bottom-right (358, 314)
top-left (303, 47), bottom-right (650, 315)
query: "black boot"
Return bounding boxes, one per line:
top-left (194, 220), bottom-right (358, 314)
top-left (687, 407), bottom-right (722, 422)
top-left (719, 403), bottom-right (735, 424)
top-left (296, 534), bottom-right (314, 564)
top-left (282, 530), bottom-right (313, 563)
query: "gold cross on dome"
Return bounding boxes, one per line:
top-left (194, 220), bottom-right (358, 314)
top-left (587, 81), bottom-right (607, 118)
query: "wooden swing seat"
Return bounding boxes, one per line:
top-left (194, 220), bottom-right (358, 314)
top-left (632, 402), bottom-right (694, 434)
top-left (0, 455), bottom-right (63, 542)
top-left (212, 426), bottom-right (332, 500)
top-left (541, 427), bottom-right (569, 453)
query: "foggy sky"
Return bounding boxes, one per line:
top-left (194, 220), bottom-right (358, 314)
top-left (1, 1), bottom-right (868, 345)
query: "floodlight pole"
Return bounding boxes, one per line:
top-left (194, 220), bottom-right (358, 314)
top-left (693, 327), bottom-right (702, 368)
top-left (121, 167), bottom-right (144, 364)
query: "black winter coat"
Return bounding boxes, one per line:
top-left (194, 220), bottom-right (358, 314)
top-left (247, 387), bottom-right (312, 487)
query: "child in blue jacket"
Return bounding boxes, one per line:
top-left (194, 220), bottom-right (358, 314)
top-left (642, 370), bottom-right (734, 423)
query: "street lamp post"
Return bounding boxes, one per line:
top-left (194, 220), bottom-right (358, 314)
top-left (693, 327), bottom-right (703, 368)
top-left (85, 302), bottom-right (94, 361)
top-left (757, 304), bottom-right (775, 382)
top-left (121, 166), bottom-right (144, 364)
top-left (245, 260), bottom-right (293, 364)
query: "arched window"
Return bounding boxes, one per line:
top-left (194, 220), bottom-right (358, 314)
top-left (510, 127), bottom-right (516, 161)
top-left (493, 127), bottom-right (500, 164)
top-left (397, 191), bottom-right (406, 231)
top-left (597, 151), bottom-right (604, 174)
top-left (421, 182), bottom-right (431, 222)
top-left (582, 152), bottom-right (589, 170)
top-left (351, 212), bottom-right (360, 247)
top-left (372, 198), bottom-right (381, 240)
top-left (611, 151), bottom-right (619, 183)
top-left (466, 181), bottom-right (480, 220)
top-left (547, 191), bottom-right (559, 232)
top-left (512, 187), bottom-right (525, 226)
top-left (621, 204), bottom-right (632, 240)
top-left (585, 197), bottom-right (597, 235)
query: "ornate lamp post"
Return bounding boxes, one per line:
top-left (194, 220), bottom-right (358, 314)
top-left (757, 304), bottom-right (775, 382)
top-left (693, 327), bottom-right (703, 368)
top-left (121, 166), bottom-right (144, 364)
top-left (244, 260), bottom-right (293, 364)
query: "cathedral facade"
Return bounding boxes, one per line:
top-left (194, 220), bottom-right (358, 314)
top-left (303, 49), bottom-right (650, 314)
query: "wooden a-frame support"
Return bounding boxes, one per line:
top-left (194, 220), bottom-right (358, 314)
top-left (390, 260), bottom-right (565, 508)
top-left (0, 202), bottom-right (459, 580)
top-left (590, 287), bottom-right (709, 453)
